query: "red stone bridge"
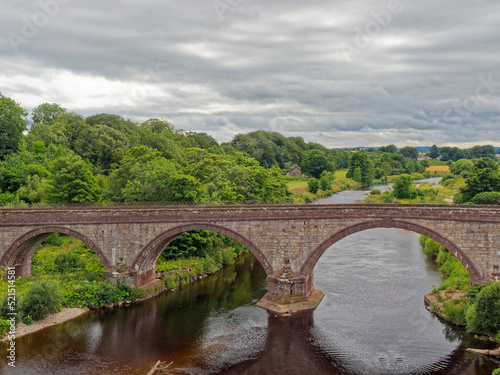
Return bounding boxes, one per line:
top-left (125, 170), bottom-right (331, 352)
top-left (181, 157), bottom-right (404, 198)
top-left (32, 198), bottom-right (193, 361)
top-left (1, 204), bottom-right (499, 311)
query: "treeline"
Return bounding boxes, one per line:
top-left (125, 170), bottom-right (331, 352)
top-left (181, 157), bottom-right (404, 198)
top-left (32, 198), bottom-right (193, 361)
top-left (0, 98), bottom-right (295, 205)
top-left (427, 144), bottom-right (497, 161)
top-left (345, 149), bottom-right (429, 187)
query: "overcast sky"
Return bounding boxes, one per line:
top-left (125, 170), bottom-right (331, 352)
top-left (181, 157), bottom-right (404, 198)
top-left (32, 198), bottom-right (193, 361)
top-left (1, 0), bottom-right (500, 148)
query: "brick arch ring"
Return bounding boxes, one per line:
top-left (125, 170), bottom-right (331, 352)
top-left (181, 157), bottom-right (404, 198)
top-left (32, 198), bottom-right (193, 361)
top-left (300, 219), bottom-right (482, 284)
top-left (0, 226), bottom-right (110, 270)
top-left (132, 223), bottom-right (273, 275)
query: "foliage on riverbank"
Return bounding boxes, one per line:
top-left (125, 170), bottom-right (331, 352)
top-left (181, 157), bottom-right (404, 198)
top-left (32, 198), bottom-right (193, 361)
top-left (156, 231), bottom-right (247, 289)
top-left (421, 236), bottom-right (500, 340)
top-left (287, 169), bottom-right (360, 203)
top-left (365, 174), bottom-right (465, 204)
top-left (0, 234), bottom-right (147, 336)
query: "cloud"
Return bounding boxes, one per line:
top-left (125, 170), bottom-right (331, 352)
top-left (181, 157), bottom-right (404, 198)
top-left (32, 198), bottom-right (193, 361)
top-left (1, 0), bottom-right (500, 147)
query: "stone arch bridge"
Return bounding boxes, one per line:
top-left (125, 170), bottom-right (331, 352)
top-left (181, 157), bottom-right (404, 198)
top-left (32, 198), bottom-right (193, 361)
top-left (1, 204), bottom-right (499, 311)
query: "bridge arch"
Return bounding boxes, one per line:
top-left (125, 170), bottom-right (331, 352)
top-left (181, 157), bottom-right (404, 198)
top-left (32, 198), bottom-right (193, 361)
top-left (300, 219), bottom-right (482, 284)
top-left (132, 223), bottom-right (272, 284)
top-left (0, 226), bottom-right (110, 277)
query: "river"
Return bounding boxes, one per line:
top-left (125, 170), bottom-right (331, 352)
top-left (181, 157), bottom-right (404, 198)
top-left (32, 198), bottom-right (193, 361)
top-left (1, 178), bottom-right (499, 374)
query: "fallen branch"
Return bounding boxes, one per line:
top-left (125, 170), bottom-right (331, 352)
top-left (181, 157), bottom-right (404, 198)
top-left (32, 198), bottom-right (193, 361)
top-left (466, 347), bottom-right (500, 357)
top-left (147, 360), bottom-right (173, 374)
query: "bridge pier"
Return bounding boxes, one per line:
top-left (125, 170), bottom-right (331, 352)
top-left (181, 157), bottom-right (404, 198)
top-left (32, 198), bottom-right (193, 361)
top-left (257, 268), bottom-right (324, 314)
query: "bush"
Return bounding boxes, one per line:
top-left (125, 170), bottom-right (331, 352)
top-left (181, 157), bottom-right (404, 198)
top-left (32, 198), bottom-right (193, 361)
top-left (307, 178), bottom-right (319, 194)
top-left (393, 174), bottom-right (413, 199)
top-left (44, 233), bottom-right (64, 247)
top-left (302, 194), bottom-right (313, 203)
top-left (441, 174), bottom-right (456, 183)
top-left (466, 282), bottom-right (500, 336)
top-left (22, 279), bottom-right (61, 321)
top-left (54, 251), bottom-right (87, 273)
top-left (370, 189), bottom-right (381, 195)
top-left (469, 192), bottom-right (500, 205)
top-left (95, 283), bottom-right (123, 306)
top-left (442, 178), bottom-right (456, 187)
top-left (22, 315), bottom-right (33, 325)
top-left (0, 319), bottom-right (10, 336)
top-left (492, 368), bottom-right (500, 375)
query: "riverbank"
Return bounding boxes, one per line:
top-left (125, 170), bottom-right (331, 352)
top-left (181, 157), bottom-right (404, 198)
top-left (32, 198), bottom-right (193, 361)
top-left (0, 307), bottom-right (88, 342)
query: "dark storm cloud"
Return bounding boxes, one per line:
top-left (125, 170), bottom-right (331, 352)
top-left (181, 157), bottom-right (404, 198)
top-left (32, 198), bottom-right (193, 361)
top-left (1, 0), bottom-right (500, 146)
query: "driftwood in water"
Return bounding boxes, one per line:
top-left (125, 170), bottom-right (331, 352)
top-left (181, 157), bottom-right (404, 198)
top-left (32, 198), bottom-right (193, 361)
top-left (466, 347), bottom-right (500, 356)
top-left (147, 361), bottom-right (161, 375)
top-left (147, 360), bottom-right (173, 374)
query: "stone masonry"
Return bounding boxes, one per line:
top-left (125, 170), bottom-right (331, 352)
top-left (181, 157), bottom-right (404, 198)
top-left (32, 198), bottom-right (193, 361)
top-left (0, 204), bottom-right (499, 310)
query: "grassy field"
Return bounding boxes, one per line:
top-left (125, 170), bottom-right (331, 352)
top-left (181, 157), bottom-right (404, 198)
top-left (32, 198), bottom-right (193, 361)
top-left (426, 165), bottom-right (450, 173)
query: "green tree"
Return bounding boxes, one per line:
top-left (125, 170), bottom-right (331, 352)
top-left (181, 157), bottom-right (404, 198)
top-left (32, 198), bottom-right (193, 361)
top-left (465, 282), bottom-right (500, 336)
top-left (399, 146), bottom-right (419, 160)
top-left (0, 93), bottom-right (27, 159)
top-left (45, 155), bottom-right (102, 203)
top-left (31, 103), bottom-right (66, 126)
top-left (429, 145), bottom-right (439, 159)
top-left (457, 157), bottom-right (500, 203)
top-left (378, 144), bottom-right (398, 154)
top-left (307, 178), bottom-right (319, 194)
top-left (352, 167), bottom-right (362, 183)
top-left (393, 174), bottom-right (414, 199)
top-left (450, 159), bottom-right (473, 175)
top-left (319, 170), bottom-right (334, 190)
top-left (374, 167), bottom-right (385, 179)
top-left (347, 152), bottom-right (374, 187)
top-left (300, 154), bottom-right (334, 178)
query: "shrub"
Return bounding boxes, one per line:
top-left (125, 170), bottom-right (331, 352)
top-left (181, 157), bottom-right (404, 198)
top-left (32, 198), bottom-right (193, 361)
top-left (370, 189), bottom-right (381, 195)
top-left (442, 178), bottom-right (455, 187)
top-left (22, 315), bottom-right (33, 325)
top-left (440, 174), bottom-right (456, 183)
top-left (307, 178), bottom-right (319, 194)
top-left (44, 233), bottom-right (64, 247)
top-left (466, 282), bottom-right (500, 336)
top-left (22, 279), bottom-right (61, 321)
top-left (302, 194), bottom-right (313, 203)
top-left (54, 251), bottom-right (87, 273)
top-left (443, 300), bottom-right (468, 325)
top-left (492, 368), bottom-right (500, 375)
top-left (95, 283), bottom-right (123, 306)
top-left (469, 192), bottom-right (500, 205)
top-left (393, 174), bottom-right (413, 199)
top-left (0, 319), bottom-right (10, 336)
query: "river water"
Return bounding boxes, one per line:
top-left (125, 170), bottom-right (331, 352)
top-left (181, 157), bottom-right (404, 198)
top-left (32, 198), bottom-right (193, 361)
top-left (1, 178), bottom-right (499, 374)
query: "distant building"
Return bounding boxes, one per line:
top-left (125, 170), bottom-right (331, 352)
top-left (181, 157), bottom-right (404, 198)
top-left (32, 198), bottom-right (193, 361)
top-left (418, 155), bottom-right (431, 160)
top-left (288, 164), bottom-right (302, 177)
